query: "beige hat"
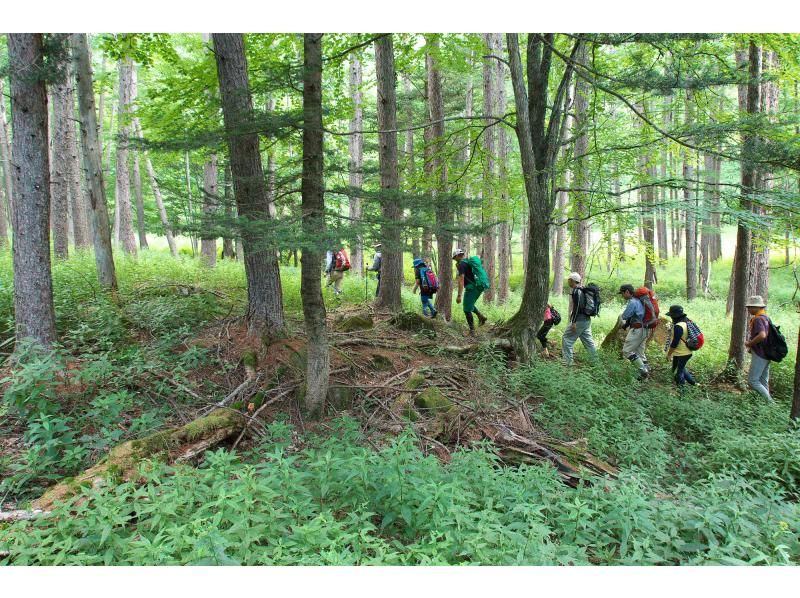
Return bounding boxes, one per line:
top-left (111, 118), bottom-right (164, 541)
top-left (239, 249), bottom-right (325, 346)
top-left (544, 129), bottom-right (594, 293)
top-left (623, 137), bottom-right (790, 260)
top-left (746, 295), bottom-right (766, 308)
top-left (568, 272), bottom-right (582, 283)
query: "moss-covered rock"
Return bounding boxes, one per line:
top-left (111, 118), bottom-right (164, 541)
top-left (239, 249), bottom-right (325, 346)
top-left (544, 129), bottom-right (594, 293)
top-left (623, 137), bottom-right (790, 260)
top-left (336, 313), bottom-right (374, 332)
top-left (414, 387), bottom-right (455, 414)
top-left (390, 311), bottom-right (435, 335)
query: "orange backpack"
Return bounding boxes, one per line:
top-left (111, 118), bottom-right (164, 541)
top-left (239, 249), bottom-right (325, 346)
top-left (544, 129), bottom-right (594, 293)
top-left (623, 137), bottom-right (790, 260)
top-left (633, 287), bottom-right (660, 329)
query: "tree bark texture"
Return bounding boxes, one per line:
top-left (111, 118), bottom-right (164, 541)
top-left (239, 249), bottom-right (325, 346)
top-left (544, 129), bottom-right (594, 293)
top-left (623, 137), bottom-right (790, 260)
top-left (115, 58), bottom-right (137, 256)
top-left (569, 44), bottom-right (590, 281)
top-left (71, 33), bottom-right (117, 291)
top-left (133, 152), bottom-right (148, 249)
top-left (699, 152), bottom-right (714, 295)
top-left (49, 54), bottom-right (72, 260)
top-left (495, 34), bottom-right (511, 305)
top-left (300, 33), bottom-right (329, 417)
top-left (728, 41), bottom-right (761, 370)
top-left (551, 85), bottom-right (574, 295)
top-left (374, 34), bottom-right (403, 311)
top-left (222, 163), bottom-right (236, 259)
top-left (426, 37), bottom-right (454, 320)
top-left (8, 33), bottom-right (58, 347)
top-left (0, 78), bottom-right (13, 246)
top-left (201, 152), bottom-right (219, 265)
top-left (480, 33), bottom-right (497, 302)
top-left (213, 33), bottom-right (285, 337)
top-left (683, 91), bottom-right (697, 300)
top-left (348, 56), bottom-right (364, 275)
top-left (642, 161), bottom-right (657, 289)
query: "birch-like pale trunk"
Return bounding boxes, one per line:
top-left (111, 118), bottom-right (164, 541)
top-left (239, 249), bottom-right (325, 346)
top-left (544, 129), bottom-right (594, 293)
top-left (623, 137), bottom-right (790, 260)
top-left (0, 78), bottom-right (15, 241)
top-left (115, 58), bottom-right (137, 256)
top-left (480, 32), bottom-right (497, 302)
top-left (348, 56), bottom-right (364, 275)
top-left (495, 34), bottom-right (511, 304)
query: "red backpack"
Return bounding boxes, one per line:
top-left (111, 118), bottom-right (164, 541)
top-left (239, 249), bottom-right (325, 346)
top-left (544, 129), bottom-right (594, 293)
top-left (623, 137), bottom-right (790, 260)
top-left (633, 287), bottom-right (660, 329)
top-left (335, 250), bottom-right (351, 271)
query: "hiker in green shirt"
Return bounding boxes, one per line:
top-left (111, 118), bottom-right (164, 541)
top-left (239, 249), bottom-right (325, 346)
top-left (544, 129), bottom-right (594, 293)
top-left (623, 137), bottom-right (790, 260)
top-left (453, 248), bottom-right (488, 337)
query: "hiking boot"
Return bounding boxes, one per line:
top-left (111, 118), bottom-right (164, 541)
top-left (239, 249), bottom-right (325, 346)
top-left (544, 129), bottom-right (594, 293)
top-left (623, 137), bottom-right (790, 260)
top-left (477, 314), bottom-right (488, 327)
top-left (638, 370), bottom-right (649, 381)
top-left (465, 329), bottom-right (476, 338)
top-left (430, 311), bottom-right (438, 319)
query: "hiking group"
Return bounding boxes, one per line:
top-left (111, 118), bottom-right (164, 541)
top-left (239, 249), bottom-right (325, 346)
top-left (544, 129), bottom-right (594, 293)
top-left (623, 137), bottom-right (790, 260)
top-left (326, 247), bottom-right (786, 402)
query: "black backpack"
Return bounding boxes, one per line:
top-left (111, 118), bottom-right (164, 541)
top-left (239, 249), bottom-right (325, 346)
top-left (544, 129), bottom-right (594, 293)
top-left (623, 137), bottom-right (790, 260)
top-left (550, 306), bottom-right (562, 326)
top-left (762, 317), bottom-right (788, 363)
top-left (581, 284), bottom-right (602, 317)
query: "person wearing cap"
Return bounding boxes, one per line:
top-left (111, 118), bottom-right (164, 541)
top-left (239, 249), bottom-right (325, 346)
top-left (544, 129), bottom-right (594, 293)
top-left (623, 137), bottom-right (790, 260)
top-left (412, 258), bottom-right (438, 319)
top-left (366, 243), bottom-right (382, 298)
top-left (619, 283), bottom-right (649, 380)
top-left (561, 272), bottom-right (598, 365)
top-left (453, 248), bottom-right (487, 336)
top-left (665, 305), bottom-right (697, 389)
top-left (744, 295), bottom-right (773, 402)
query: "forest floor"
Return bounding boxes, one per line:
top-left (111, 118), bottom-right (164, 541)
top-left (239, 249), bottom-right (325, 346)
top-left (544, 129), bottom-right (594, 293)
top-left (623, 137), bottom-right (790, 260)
top-left (1, 250), bottom-right (799, 564)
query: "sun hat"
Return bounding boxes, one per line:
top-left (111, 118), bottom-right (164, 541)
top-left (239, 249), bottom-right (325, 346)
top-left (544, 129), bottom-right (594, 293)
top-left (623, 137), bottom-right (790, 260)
top-left (666, 305), bottom-right (686, 319)
top-left (452, 248), bottom-right (466, 259)
top-left (745, 295), bottom-right (766, 308)
top-left (412, 258), bottom-right (425, 267)
top-left (568, 272), bottom-right (582, 283)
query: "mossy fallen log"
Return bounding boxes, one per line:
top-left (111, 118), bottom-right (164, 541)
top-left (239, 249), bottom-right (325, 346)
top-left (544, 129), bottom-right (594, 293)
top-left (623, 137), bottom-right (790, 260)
top-left (33, 409), bottom-right (246, 511)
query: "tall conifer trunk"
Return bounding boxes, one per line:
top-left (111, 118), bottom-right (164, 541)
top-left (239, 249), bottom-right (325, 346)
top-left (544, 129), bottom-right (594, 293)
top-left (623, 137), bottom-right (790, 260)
top-left (348, 56), bottom-right (364, 275)
top-left (115, 58), bottom-right (138, 256)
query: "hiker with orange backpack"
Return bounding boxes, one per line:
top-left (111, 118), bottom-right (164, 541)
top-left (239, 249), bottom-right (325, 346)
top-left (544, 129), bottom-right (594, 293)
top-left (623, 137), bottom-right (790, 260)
top-left (665, 305), bottom-right (699, 389)
top-left (618, 284), bottom-right (656, 380)
top-left (412, 258), bottom-right (438, 319)
top-left (325, 248), bottom-right (350, 296)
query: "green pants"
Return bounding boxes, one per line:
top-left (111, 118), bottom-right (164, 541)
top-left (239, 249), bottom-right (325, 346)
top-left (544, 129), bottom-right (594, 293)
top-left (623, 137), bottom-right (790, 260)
top-left (463, 284), bottom-right (483, 314)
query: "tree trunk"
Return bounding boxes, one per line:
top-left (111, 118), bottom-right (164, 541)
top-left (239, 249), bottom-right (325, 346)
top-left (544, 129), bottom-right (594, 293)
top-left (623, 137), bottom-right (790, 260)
top-left (728, 41), bottom-right (761, 371)
top-left (300, 34), bottom-right (329, 417)
top-left (551, 85), bottom-right (574, 295)
top-left (642, 161), bottom-right (657, 288)
top-left (348, 56), bottom-right (364, 276)
top-left (48, 38), bottom-right (72, 260)
top-left (201, 152), bottom-right (218, 266)
top-left (115, 58), bottom-right (138, 256)
top-left (134, 119), bottom-right (177, 257)
top-left (683, 92), bottom-right (697, 299)
top-left (0, 78), bottom-right (13, 247)
top-left (222, 163), bottom-right (235, 259)
top-left (213, 33), bottom-right (285, 337)
top-left (569, 45), bottom-right (591, 281)
top-left (460, 67), bottom-right (475, 256)
top-left (699, 152), bottom-right (714, 295)
top-left (374, 34), bottom-right (402, 311)
top-left (8, 34), bottom-right (58, 347)
top-left (265, 96), bottom-right (277, 220)
top-left (185, 150), bottom-right (198, 256)
top-left (504, 33), bottom-right (579, 359)
top-left (71, 33), bottom-right (117, 291)
top-left (495, 34), bottom-right (511, 305)
top-left (133, 152), bottom-right (148, 249)
top-left (481, 33), bottom-right (497, 302)
top-left (426, 36), bottom-right (454, 320)
top-left (712, 155), bottom-right (723, 261)
top-left (657, 149), bottom-right (669, 264)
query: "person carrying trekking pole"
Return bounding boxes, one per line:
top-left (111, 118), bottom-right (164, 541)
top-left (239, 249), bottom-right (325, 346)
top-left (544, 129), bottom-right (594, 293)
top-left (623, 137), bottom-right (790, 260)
top-left (619, 283), bottom-right (650, 380)
top-left (453, 248), bottom-right (488, 337)
top-left (745, 295), bottom-right (774, 402)
top-left (366, 244), bottom-right (382, 298)
top-left (561, 273), bottom-right (598, 365)
top-left (412, 258), bottom-right (438, 319)
top-left (665, 305), bottom-right (697, 389)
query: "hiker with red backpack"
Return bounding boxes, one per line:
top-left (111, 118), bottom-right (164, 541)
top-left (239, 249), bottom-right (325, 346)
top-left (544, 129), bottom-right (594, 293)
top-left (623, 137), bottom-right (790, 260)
top-left (665, 305), bottom-right (699, 389)
top-left (325, 248), bottom-right (350, 296)
top-left (412, 258), bottom-right (438, 319)
top-left (619, 284), bottom-right (659, 380)
top-left (453, 248), bottom-right (489, 337)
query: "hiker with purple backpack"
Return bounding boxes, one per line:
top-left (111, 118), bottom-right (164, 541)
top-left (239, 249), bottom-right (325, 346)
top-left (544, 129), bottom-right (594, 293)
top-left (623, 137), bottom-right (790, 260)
top-left (412, 258), bottom-right (438, 319)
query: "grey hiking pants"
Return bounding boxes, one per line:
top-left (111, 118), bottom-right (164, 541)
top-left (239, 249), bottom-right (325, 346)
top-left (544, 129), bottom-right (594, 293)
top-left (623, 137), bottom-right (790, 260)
top-left (748, 353), bottom-right (772, 402)
top-left (562, 320), bottom-right (598, 366)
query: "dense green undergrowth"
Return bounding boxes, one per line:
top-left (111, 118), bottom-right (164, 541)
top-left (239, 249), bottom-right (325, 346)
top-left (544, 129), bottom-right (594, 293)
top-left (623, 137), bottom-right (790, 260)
top-left (1, 245), bottom-right (799, 565)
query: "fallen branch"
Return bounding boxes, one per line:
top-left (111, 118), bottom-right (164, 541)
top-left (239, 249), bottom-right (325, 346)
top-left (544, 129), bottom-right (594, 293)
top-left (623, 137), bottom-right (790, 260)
top-left (0, 509), bottom-right (50, 523)
top-left (231, 386), bottom-right (298, 450)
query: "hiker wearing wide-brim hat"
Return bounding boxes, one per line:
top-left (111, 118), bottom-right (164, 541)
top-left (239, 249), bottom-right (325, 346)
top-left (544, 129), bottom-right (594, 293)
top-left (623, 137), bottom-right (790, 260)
top-left (744, 295), bottom-right (773, 402)
top-left (665, 304), bottom-right (697, 389)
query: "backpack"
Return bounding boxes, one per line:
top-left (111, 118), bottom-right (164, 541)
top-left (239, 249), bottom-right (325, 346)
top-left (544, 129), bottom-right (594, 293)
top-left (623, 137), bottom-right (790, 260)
top-left (761, 317), bottom-right (788, 363)
top-left (633, 287), bottom-right (660, 329)
top-left (550, 306), bottom-right (562, 326)
top-left (581, 284), bottom-right (602, 317)
top-left (464, 256), bottom-right (491, 291)
top-left (683, 319), bottom-right (704, 351)
top-left (418, 266), bottom-right (439, 294)
top-left (335, 250), bottom-right (351, 271)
